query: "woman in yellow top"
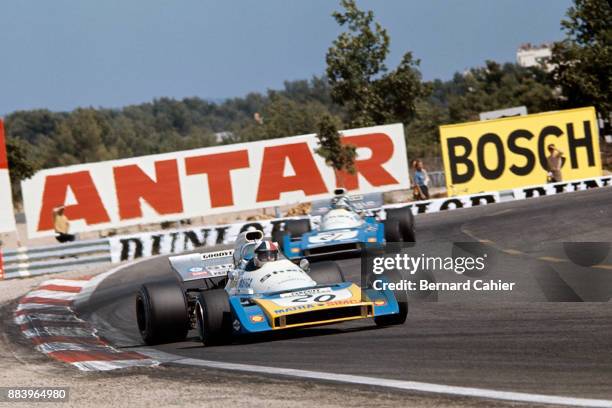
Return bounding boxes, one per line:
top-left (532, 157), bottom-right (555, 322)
top-left (53, 206), bottom-right (75, 243)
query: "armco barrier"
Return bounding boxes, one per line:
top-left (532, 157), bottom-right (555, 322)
top-left (1, 239), bottom-right (111, 279)
top-left (1, 175), bottom-right (609, 279)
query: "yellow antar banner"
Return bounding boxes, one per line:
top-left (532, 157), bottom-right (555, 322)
top-left (439, 107), bottom-right (602, 196)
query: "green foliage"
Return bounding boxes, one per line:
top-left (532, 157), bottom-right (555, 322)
top-left (5, 136), bottom-right (38, 203)
top-left (405, 61), bottom-right (559, 159)
top-left (315, 114), bottom-right (357, 179)
top-left (551, 0), bottom-right (612, 116)
top-left (326, 0), bottom-right (429, 127)
top-left (445, 61), bottom-right (559, 123)
top-left (234, 94), bottom-right (334, 142)
top-left (6, 137), bottom-right (36, 182)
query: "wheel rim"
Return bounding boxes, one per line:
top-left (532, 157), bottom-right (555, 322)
top-left (135, 294), bottom-right (148, 335)
top-left (196, 302), bottom-right (206, 341)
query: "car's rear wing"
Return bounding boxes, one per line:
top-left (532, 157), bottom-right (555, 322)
top-left (169, 249), bottom-right (234, 282)
top-left (311, 192), bottom-right (384, 216)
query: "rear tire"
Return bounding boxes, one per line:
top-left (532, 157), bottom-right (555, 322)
top-left (195, 289), bottom-right (232, 346)
top-left (374, 268), bottom-right (408, 326)
top-left (136, 281), bottom-right (189, 345)
top-left (271, 228), bottom-right (286, 251)
top-left (384, 219), bottom-right (403, 242)
top-left (308, 261), bottom-right (345, 285)
top-left (386, 206), bottom-right (415, 242)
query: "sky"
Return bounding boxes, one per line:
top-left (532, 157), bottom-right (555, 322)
top-left (0, 0), bottom-right (572, 115)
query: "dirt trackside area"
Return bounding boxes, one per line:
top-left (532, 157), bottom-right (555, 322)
top-left (0, 268), bottom-right (546, 408)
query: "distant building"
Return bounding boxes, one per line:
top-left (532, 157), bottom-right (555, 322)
top-left (516, 43), bottom-right (553, 71)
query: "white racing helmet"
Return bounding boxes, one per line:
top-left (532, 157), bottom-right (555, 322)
top-left (332, 196), bottom-right (351, 211)
top-left (253, 241), bottom-right (280, 268)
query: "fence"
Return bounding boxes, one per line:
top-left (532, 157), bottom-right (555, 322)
top-left (1, 239), bottom-right (111, 279)
top-left (428, 171), bottom-right (446, 188)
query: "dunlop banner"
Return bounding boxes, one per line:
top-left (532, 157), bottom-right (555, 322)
top-left (439, 107), bottom-right (602, 196)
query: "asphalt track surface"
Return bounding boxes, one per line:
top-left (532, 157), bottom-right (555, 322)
top-left (79, 187), bottom-right (612, 402)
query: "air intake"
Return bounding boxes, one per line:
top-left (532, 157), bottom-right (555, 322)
top-left (245, 230), bottom-right (263, 242)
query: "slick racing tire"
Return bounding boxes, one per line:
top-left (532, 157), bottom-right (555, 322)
top-left (308, 261), bottom-right (345, 285)
top-left (136, 281), bottom-right (189, 345)
top-left (374, 268), bottom-right (408, 326)
top-left (195, 289), bottom-right (232, 346)
top-left (271, 228), bottom-right (286, 251)
top-left (384, 218), bottom-right (403, 242)
top-left (385, 206), bottom-right (416, 243)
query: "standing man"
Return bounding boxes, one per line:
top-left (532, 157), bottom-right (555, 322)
top-left (53, 206), bottom-right (75, 243)
top-left (413, 160), bottom-right (430, 200)
top-left (546, 144), bottom-right (565, 183)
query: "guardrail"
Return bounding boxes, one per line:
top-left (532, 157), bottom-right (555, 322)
top-left (428, 171), bottom-right (446, 188)
top-left (1, 239), bottom-right (111, 279)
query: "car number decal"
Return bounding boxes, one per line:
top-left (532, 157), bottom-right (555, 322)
top-left (271, 288), bottom-right (352, 307)
top-left (309, 230), bottom-right (358, 243)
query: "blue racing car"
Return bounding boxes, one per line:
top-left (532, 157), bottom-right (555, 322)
top-left (273, 189), bottom-right (416, 261)
top-left (135, 230), bottom-right (408, 346)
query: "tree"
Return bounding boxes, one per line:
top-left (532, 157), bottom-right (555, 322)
top-left (326, 0), bottom-right (429, 127)
top-left (445, 61), bottom-right (559, 123)
top-left (551, 0), bottom-right (612, 117)
top-left (5, 136), bottom-right (38, 203)
top-left (405, 61), bottom-right (558, 159)
top-left (235, 94), bottom-right (334, 142)
top-left (315, 114), bottom-right (357, 187)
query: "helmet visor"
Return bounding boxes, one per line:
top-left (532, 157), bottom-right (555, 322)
top-left (257, 250), bottom-right (278, 263)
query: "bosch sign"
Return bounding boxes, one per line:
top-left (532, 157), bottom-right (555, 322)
top-left (440, 107), bottom-right (602, 196)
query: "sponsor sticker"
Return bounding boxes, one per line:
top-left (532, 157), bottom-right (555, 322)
top-left (201, 250), bottom-right (234, 260)
top-left (232, 319), bottom-right (241, 331)
top-left (249, 315), bottom-right (265, 323)
top-left (190, 270), bottom-right (210, 277)
top-left (280, 287), bottom-right (332, 298)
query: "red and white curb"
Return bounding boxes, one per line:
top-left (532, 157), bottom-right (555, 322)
top-left (14, 276), bottom-right (158, 371)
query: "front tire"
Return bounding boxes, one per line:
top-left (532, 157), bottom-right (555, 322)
top-left (136, 281), bottom-right (189, 345)
top-left (195, 289), bottom-right (232, 346)
top-left (374, 268), bottom-right (408, 326)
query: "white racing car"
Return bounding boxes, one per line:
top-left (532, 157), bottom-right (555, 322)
top-left (136, 230), bottom-right (407, 346)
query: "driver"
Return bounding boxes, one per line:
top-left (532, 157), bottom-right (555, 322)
top-left (245, 241), bottom-right (279, 271)
top-left (331, 196), bottom-right (351, 211)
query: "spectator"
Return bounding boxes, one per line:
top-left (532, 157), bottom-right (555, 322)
top-left (546, 144), bottom-right (564, 183)
top-left (413, 159), bottom-right (430, 200)
top-left (53, 206), bottom-right (75, 243)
